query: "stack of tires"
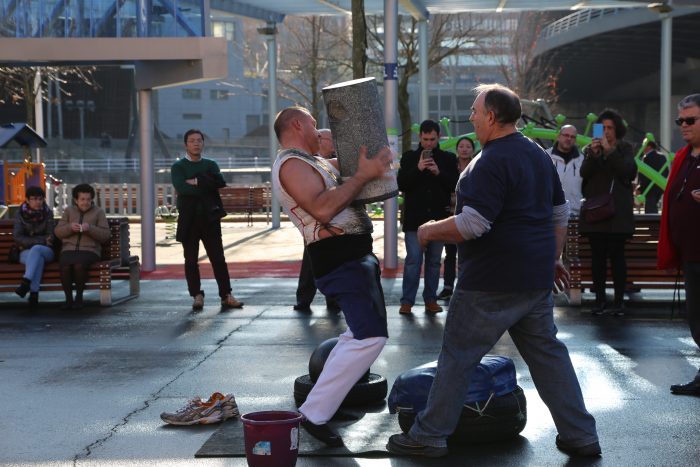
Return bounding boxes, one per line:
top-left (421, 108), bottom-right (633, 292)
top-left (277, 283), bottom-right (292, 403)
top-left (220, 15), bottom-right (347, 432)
top-left (388, 355), bottom-right (526, 443)
top-left (293, 337), bottom-right (388, 407)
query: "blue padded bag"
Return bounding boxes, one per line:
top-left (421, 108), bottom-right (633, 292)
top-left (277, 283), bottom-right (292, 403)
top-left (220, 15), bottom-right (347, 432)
top-left (388, 355), bottom-right (516, 414)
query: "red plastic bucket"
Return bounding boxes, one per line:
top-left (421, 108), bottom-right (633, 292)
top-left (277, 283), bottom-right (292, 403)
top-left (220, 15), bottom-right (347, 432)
top-left (241, 411), bottom-right (304, 467)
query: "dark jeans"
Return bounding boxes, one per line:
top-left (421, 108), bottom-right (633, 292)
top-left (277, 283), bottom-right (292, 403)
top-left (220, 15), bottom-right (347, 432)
top-left (684, 261), bottom-right (700, 350)
top-left (182, 220), bottom-right (231, 298)
top-left (644, 192), bottom-right (661, 214)
top-left (442, 243), bottom-right (457, 290)
top-left (588, 233), bottom-right (627, 305)
top-left (296, 246), bottom-right (338, 308)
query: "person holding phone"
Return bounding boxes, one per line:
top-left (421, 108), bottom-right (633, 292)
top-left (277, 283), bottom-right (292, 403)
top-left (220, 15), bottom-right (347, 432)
top-left (580, 109), bottom-right (638, 316)
top-left (397, 120), bottom-right (459, 315)
top-left (658, 94), bottom-right (700, 396)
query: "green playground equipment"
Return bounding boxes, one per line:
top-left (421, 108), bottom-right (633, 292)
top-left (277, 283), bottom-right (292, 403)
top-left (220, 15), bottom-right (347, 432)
top-left (412, 113), bottom-right (673, 205)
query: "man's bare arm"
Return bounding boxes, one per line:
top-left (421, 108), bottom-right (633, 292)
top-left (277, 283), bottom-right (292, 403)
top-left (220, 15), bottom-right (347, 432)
top-left (280, 146), bottom-right (391, 224)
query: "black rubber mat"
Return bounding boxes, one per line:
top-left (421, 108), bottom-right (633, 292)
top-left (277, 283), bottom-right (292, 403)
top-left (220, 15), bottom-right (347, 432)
top-left (195, 410), bottom-right (399, 458)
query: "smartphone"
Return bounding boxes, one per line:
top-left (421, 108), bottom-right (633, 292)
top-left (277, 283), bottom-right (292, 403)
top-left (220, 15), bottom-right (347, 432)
top-left (421, 149), bottom-right (433, 160)
top-left (592, 123), bottom-right (603, 139)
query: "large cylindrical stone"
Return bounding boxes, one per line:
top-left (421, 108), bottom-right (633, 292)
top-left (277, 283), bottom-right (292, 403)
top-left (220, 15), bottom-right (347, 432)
top-left (322, 77), bottom-right (398, 204)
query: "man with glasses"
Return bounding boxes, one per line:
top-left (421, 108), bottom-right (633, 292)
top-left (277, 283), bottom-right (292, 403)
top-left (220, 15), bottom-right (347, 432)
top-left (171, 129), bottom-right (244, 311)
top-left (658, 94), bottom-right (700, 396)
top-left (547, 125), bottom-right (583, 215)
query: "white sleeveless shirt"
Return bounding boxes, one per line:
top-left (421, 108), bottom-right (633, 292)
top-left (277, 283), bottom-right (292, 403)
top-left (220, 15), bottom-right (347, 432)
top-left (272, 148), bottom-right (373, 245)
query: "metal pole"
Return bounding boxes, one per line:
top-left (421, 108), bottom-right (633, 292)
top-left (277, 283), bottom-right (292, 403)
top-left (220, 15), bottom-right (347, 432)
top-left (418, 19), bottom-right (429, 121)
top-left (33, 69), bottom-right (44, 164)
top-left (55, 80), bottom-right (63, 140)
top-left (139, 89), bottom-right (156, 271)
top-left (660, 11), bottom-right (672, 151)
top-left (266, 23), bottom-right (280, 228)
top-left (383, 0), bottom-right (398, 269)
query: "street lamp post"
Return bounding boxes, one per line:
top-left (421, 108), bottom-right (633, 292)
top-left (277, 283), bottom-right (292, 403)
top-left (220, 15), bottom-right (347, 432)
top-left (64, 99), bottom-right (95, 156)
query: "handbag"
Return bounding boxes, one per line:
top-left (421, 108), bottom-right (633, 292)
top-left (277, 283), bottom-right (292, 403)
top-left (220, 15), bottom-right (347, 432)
top-left (581, 179), bottom-right (615, 223)
top-left (8, 244), bottom-right (21, 264)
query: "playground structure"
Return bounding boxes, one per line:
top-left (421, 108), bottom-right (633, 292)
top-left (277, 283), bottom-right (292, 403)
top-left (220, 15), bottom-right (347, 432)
top-left (429, 112), bottom-right (671, 207)
top-left (0, 123), bottom-right (48, 209)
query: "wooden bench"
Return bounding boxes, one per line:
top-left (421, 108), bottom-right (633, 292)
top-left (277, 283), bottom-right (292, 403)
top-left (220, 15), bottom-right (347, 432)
top-left (565, 214), bottom-right (678, 305)
top-left (219, 185), bottom-right (271, 226)
top-left (0, 218), bottom-right (140, 306)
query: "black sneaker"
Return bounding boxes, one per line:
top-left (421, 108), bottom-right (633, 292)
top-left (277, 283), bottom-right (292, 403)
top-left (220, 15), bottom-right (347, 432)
top-left (437, 288), bottom-right (453, 300)
top-left (386, 433), bottom-right (448, 458)
top-left (300, 419), bottom-right (343, 447)
top-left (609, 304), bottom-right (625, 317)
top-left (293, 303), bottom-right (312, 313)
top-left (555, 435), bottom-right (601, 457)
top-left (670, 379), bottom-right (700, 396)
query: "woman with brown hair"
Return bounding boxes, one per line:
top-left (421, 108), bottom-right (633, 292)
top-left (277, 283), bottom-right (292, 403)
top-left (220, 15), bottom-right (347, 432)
top-left (54, 184), bottom-right (110, 309)
top-left (580, 109), bottom-right (638, 315)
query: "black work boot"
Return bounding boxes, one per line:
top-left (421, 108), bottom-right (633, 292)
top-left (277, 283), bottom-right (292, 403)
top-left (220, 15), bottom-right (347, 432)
top-left (15, 278), bottom-right (31, 298)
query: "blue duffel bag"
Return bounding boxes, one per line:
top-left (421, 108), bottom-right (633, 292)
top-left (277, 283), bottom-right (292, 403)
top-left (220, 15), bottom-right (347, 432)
top-left (388, 355), bottom-right (527, 444)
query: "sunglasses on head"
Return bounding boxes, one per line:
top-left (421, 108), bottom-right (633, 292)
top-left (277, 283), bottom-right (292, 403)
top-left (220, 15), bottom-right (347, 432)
top-left (675, 116), bottom-right (700, 126)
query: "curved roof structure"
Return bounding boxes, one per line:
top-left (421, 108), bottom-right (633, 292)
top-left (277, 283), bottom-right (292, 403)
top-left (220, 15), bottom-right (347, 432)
top-left (211, 1), bottom-right (673, 22)
top-left (533, 6), bottom-right (700, 100)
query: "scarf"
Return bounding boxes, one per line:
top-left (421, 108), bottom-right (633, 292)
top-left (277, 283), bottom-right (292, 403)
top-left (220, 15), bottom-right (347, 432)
top-left (19, 201), bottom-right (51, 224)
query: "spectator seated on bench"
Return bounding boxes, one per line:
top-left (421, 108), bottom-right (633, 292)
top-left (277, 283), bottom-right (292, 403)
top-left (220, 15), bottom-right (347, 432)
top-left (54, 184), bottom-right (111, 310)
top-left (12, 185), bottom-right (58, 308)
top-left (1, 216), bottom-right (140, 307)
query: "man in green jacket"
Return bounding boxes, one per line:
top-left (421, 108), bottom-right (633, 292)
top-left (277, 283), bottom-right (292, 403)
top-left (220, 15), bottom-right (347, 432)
top-left (171, 129), bottom-right (243, 311)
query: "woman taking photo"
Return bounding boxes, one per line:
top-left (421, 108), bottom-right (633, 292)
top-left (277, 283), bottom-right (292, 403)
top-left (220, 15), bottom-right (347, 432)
top-left (54, 184), bottom-right (110, 309)
top-left (580, 109), bottom-right (638, 316)
top-left (438, 136), bottom-right (477, 300)
top-left (13, 186), bottom-right (57, 307)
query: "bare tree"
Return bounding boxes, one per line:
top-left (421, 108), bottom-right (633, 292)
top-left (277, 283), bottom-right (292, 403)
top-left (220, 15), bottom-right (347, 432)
top-left (0, 66), bottom-right (98, 127)
top-left (489, 12), bottom-right (562, 103)
top-left (352, 0), bottom-right (368, 79)
top-left (365, 14), bottom-right (493, 151)
top-left (276, 16), bottom-right (353, 121)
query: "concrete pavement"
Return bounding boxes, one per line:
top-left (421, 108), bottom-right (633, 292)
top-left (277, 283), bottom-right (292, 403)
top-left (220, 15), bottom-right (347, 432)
top-left (0, 221), bottom-right (698, 466)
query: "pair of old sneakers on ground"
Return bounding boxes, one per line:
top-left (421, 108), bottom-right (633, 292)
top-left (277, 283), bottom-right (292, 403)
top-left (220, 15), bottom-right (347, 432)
top-left (160, 392), bottom-right (239, 425)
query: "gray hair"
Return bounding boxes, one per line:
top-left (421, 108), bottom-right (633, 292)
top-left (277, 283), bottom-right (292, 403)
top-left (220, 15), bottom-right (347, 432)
top-left (678, 94), bottom-right (700, 110)
top-left (473, 83), bottom-right (521, 124)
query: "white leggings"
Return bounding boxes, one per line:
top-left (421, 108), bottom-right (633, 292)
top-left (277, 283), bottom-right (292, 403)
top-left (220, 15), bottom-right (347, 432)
top-left (299, 328), bottom-right (387, 424)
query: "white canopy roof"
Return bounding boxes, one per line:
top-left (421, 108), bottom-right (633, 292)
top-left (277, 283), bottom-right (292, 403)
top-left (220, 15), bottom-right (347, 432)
top-left (212, 1), bottom-right (690, 22)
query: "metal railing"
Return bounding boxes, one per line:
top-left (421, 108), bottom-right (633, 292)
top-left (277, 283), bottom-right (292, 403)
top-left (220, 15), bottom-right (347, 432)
top-left (540, 9), bottom-right (621, 39)
top-left (4, 156), bottom-right (270, 173)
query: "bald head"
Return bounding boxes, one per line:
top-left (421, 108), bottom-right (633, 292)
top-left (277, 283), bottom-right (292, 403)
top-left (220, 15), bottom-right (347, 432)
top-left (318, 129), bottom-right (335, 158)
top-left (274, 106), bottom-right (310, 141)
top-left (556, 125), bottom-right (578, 153)
top-left (274, 106), bottom-right (320, 155)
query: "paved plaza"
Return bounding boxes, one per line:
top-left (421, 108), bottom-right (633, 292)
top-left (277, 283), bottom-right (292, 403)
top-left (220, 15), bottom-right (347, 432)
top-left (0, 222), bottom-right (699, 466)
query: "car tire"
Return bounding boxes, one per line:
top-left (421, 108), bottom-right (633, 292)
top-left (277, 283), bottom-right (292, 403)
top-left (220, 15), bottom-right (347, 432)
top-left (294, 373), bottom-right (388, 407)
top-left (398, 385), bottom-right (527, 444)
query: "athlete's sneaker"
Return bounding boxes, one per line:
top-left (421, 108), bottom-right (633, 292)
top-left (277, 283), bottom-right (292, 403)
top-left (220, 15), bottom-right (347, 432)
top-left (160, 392), bottom-right (239, 425)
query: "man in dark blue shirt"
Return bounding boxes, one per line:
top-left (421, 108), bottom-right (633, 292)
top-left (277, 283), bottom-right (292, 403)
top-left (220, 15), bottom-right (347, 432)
top-left (387, 84), bottom-right (600, 458)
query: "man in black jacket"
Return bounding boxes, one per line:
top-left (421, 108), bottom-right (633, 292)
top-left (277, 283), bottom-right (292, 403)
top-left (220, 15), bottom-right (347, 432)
top-left (397, 120), bottom-right (459, 314)
top-left (637, 141), bottom-right (668, 214)
top-left (171, 129), bottom-right (243, 311)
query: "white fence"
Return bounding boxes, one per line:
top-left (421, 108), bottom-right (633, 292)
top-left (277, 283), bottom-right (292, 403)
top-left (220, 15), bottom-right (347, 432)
top-left (47, 183), bottom-right (179, 216)
top-left (7, 156), bottom-right (269, 174)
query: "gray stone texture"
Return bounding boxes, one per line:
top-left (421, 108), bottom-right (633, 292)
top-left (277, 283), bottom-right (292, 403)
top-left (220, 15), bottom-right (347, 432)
top-left (323, 77), bottom-right (399, 203)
